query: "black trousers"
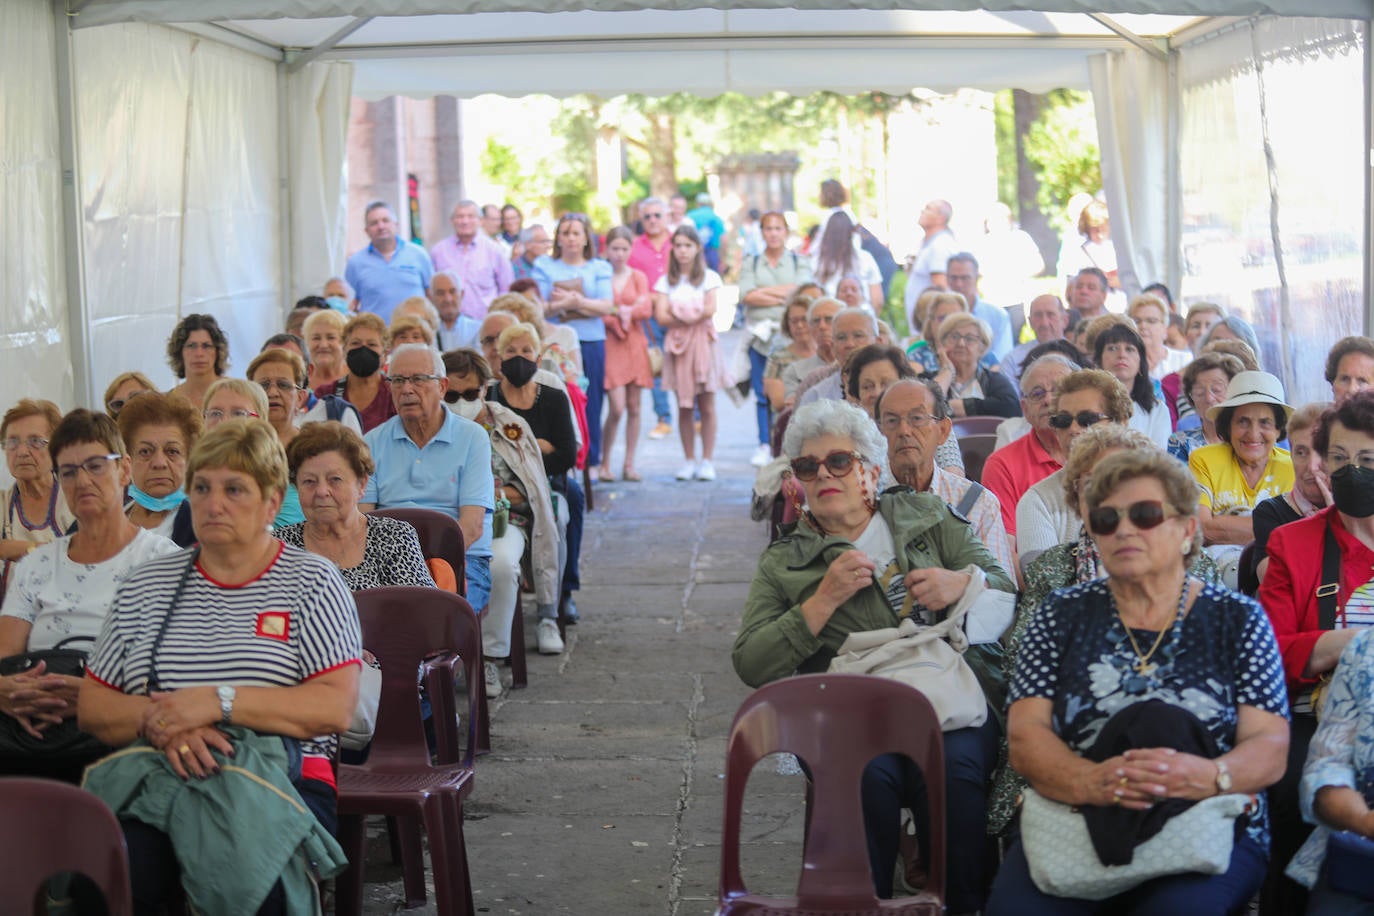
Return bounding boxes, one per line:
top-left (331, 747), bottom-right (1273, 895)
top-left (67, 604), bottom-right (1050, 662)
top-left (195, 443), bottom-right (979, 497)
top-left (1258, 710), bottom-right (1318, 916)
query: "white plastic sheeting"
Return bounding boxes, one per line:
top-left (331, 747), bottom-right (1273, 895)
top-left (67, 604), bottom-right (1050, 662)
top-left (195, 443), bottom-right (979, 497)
top-left (287, 61), bottom-right (355, 302)
top-left (1, 0), bottom-right (73, 409)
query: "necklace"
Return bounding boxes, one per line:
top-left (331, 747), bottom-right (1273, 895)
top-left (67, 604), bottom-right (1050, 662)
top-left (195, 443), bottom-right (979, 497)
top-left (1114, 574), bottom-right (1190, 676)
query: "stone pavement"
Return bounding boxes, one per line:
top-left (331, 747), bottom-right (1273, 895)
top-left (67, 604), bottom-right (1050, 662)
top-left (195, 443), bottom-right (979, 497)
top-left (359, 330), bottom-right (810, 914)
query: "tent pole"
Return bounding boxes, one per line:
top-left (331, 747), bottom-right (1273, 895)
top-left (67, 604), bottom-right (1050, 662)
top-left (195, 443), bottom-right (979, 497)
top-left (1365, 19), bottom-right (1373, 337)
top-left (1165, 47), bottom-right (1182, 301)
top-left (52, 0), bottom-right (93, 408)
top-left (278, 62), bottom-right (294, 315)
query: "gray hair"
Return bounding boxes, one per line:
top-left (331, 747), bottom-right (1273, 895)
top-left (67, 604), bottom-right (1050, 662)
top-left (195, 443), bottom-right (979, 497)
top-left (389, 342), bottom-right (445, 378)
top-left (834, 306), bottom-right (879, 336)
top-left (947, 251), bottom-right (980, 275)
top-left (518, 225), bottom-right (546, 243)
top-left (432, 268), bottom-right (464, 292)
top-left (325, 276), bottom-right (351, 295)
top-left (363, 200), bottom-right (395, 223)
top-left (1022, 353), bottom-right (1081, 383)
top-left (639, 197), bottom-right (666, 212)
top-left (451, 199), bottom-right (479, 216)
top-left (784, 400), bottom-right (888, 479)
top-left (1203, 315), bottom-right (1261, 364)
top-left (806, 296), bottom-right (845, 324)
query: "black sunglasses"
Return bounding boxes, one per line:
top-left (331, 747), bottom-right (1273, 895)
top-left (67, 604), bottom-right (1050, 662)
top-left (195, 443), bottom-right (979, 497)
top-left (443, 389), bottom-right (483, 404)
top-left (1049, 410), bottom-right (1110, 430)
top-left (1087, 500), bottom-right (1179, 536)
top-left (789, 450), bottom-right (862, 482)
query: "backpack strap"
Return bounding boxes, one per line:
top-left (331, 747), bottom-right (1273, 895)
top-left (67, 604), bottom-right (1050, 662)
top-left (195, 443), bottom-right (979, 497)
top-left (954, 481), bottom-right (985, 520)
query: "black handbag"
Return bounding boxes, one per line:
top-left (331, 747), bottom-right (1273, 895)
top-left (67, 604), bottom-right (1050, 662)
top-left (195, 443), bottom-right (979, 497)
top-left (0, 636), bottom-right (106, 766)
top-left (0, 635), bottom-right (92, 678)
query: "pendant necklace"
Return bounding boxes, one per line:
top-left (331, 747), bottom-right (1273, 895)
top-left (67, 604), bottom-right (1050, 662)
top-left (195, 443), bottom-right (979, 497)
top-left (1115, 574), bottom-right (1189, 676)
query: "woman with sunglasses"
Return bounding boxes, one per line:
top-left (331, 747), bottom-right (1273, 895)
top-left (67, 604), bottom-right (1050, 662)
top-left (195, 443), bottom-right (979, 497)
top-left (441, 348), bottom-right (562, 695)
top-left (1087, 315), bottom-right (1172, 448)
top-left (0, 400), bottom-right (75, 599)
top-left (103, 371), bottom-right (156, 419)
top-left (1014, 369), bottom-right (1135, 563)
top-left (987, 448), bottom-right (1289, 915)
top-left (735, 399), bottom-right (1014, 911)
top-left (0, 410), bottom-right (177, 781)
top-left (534, 213), bottom-right (614, 471)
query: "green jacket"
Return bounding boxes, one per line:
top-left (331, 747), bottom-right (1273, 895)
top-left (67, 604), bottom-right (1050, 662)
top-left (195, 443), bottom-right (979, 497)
top-left (82, 728), bottom-right (349, 916)
top-left (733, 489), bottom-right (1015, 688)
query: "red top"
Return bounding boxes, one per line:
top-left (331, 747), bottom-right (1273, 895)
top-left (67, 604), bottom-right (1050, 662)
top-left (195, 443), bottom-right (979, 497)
top-left (628, 233), bottom-right (672, 289)
top-left (979, 431), bottom-right (1062, 536)
top-left (1259, 506), bottom-right (1374, 690)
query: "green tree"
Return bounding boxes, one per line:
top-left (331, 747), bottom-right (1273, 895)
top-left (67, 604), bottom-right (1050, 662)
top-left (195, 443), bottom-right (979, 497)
top-left (1023, 90), bottom-right (1100, 231)
top-left (480, 137), bottom-right (544, 208)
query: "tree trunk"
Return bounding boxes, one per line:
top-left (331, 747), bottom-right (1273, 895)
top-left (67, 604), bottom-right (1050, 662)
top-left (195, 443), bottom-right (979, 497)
top-left (1012, 90), bottom-right (1057, 276)
top-left (647, 110), bottom-right (677, 200)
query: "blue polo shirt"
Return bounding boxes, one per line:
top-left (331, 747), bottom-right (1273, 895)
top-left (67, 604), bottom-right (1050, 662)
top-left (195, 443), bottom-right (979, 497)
top-left (362, 410), bottom-right (494, 558)
top-left (345, 240), bottom-right (434, 324)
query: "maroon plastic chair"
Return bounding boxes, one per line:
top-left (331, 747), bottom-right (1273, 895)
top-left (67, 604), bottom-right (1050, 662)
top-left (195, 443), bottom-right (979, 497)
top-left (771, 406), bottom-right (793, 458)
top-left (957, 433), bottom-right (998, 485)
top-left (0, 777), bottom-right (133, 915)
top-left (335, 587), bottom-right (482, 916)
top-left (951, 415), bottom-right (1004, 439)
top-left (717, 674), bottom-right (945, 915)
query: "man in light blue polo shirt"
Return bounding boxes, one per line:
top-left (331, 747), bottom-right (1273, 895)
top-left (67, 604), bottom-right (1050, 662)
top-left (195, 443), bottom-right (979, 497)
top-left (345, 201), bottom-right (434, 324)
top-left (360, 343), bottom-right (494, 610)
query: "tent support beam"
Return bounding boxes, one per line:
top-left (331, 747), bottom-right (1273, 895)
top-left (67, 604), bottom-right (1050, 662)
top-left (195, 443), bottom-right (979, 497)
top-left (277, 63), bottom-right (295, 316)
top-left (1365, 18), bottom-right (1374, 338)
top-left (1165, 47), bottom-right (1182, 299)
top-left (167, 22), bottom-right (283, 61)
top-left (52, 1), bottom-right (94, 407)
top-left (1087, 13), bottom-right (1166, 61)
top-left (287, 17), bottom-right (374, 72)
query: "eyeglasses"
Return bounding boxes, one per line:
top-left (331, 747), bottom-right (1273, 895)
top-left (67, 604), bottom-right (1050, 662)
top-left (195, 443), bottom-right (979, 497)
top-left (879, 413), bottom-right (939, 433)
top-left (106, 390), bottom-right (150, 414)
top-left (203, 408), bottom-right (259, 423)
top-left (1190, 384), bottom-right (1229, 402)
top-left (1023, 386), bottom-right (1053, 403)
top-left (257, 379), bottom-right (302, 393)
top-left (942, 333), bottom-right (983, 346)
top-left (1087, 500), bottom-right (1180, 536)
top-left (133, 443), bottom-right (185, 462)
top-left (479, 335), bottom-right (499, 347)
top-left (444, 389), bottom-right (483, 404)
top-left (641, 212), bottom-right (664, 220)
top-left (1049, 411), bottom-right (1110, 430)
top-left (2, 436), bottom-right (49, 453)
top-left (388, 374), bottom-right (442, 388)
top-left (789, 450), bottom-right (863, 482)
top-left (56, 453), bottom-right (122, 483)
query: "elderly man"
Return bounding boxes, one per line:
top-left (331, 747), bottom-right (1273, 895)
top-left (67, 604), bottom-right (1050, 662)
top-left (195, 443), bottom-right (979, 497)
top-left (430, 270), bottom-right (480, 351)
top-left (1001, 294), bottom-right (1070, 390)
top-left (903, 199), bottom-right (960, 329)
top-left (429, 199), bottom-right (514, 320)
top-left (361, 343), bottom-right (495, 609)
top-left (1070, 266), bottom-right (1110, 321)
top-left (946, 253), bottom-right (1013, 362)
top-left (978, 354), bottom-right (1078, 537)
top-left (511, 224), bottom-right (550, 282)
top-left (344, 201), bottom-right (434, 324)
top-left (797, 307), bottom-right (876, 405)
top-left (323, 276), bottom-right (351, 313)
top-left (780, 297), bottom-right (842, 406)
top-left (629, 196), bottom-right (677, 439)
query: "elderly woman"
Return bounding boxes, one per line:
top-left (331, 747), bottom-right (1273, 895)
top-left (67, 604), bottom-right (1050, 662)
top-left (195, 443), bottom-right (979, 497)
top-left (735, 399), bottom-right (1014, 910)
top-left (1167, 353), bottom-right (1245, 461)
top-left (845, 344), bottom-right (917, 415)
top-left (303, 308), bottom-right (348, 392)
top-left (762, 287), bottom-right (820, 413)
top-left (1015, 369), bottom-right (1135, 562)
top-left (489, 292), bottom-right (583, 381)
top-left (316, 313), bottom-right (394, 434)
top-left (203, 378), bottom-right (267, 429)
top-left (443, 349), bottom-right (562, 698)
top-left (247, 350), bottom-right (315, 528)
top-left (103, 372), bottom-right (156, 419)
top-left (389, 315), bottom-right (435, 352)
top-left (986, 449), bottom-right (1289, 915)
top-left (1129, 294), bottom-right (1190, 380)
top-left (79, 419), bottom-right (361, 912)
top-left (1203, 314), bottom-right (1263, 365)
top-left (1326, 335), bottom-right (1374, 404)
top-left (929, 313), bottom-right (1020, 418)
top-left (115, 391), bottom-right (201, 544)
top-left (166, 314), bottom-right (229, 410)
top-left (1, 400), bottom-right (75, 596)
top-left (1087, 315), bottom-right (1171, 447)
top-left (0, 410), bottom-right (178, 780)
top-left (1190, 371), bottom-right (1294, 588)
top-left (907, 290), bottom-right (968, 375)
top-left (1184, 303), bottom-right (1226, 353)
top-left (1248, 402), bottom-right (1330, 588)
top-left (1260, 392), bottom-right (1374, 911)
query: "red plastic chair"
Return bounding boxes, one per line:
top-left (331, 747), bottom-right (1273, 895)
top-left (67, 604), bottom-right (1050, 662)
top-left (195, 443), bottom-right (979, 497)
top-left (717, 674), bottom-right (946, 915)
top-left (957, 433), bottom-right (998, 485)
top-left (335, 587), bottom-right (483, 916)
top-left (951, 414), bottom-right (1003, 438)
top-left (0, 777), bottom-right (133, 915)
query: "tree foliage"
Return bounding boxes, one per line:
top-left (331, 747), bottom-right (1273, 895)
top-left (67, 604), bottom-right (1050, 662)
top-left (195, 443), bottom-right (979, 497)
top-left (1022, 90), bottom-right (1100, 230)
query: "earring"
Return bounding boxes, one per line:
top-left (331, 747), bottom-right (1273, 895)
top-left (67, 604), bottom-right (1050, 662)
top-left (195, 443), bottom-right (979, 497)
top-left (1181, 540), bottom-right (1190, 555)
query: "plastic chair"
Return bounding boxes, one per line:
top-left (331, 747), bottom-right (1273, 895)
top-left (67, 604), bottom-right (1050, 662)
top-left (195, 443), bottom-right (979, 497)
top-left (0, 777), bottom-right (133, 915)
top-left (957, 433), bottom-right (998, 484)
top-left (717, 674), bottom-right (945, 915)
top-left (1237, 539), bottom-right (1259, 596)
top-left (951, 414), bottom-right (1003, 438)
top-left (771, 407), bottom-right (793, 458)
top-left (335, 588), bottom-right (483, 916)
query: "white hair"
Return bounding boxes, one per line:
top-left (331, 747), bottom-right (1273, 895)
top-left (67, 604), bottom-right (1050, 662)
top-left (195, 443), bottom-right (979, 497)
top-left (784, 400), bottom-right (889, 480)
top-left (433, 268), bottom-right (464, 292)
top-left (389, 342), bottom-right (444, 377)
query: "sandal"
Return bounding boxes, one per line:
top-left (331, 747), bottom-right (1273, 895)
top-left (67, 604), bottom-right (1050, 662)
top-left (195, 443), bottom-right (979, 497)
top-left (621, 467), bottom-right (642, 482)
top-left (595, 466), bottom-right (616, 483)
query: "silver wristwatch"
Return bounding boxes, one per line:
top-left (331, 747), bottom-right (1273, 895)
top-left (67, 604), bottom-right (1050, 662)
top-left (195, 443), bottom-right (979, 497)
top-left (1215, 758), bottom-right (1233, 793)
top-left (217, 685), bottom-right (236, 725)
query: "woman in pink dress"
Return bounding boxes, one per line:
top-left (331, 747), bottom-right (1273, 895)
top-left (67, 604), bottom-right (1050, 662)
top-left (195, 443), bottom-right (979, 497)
top-left (599, 226), bottom-right (654, 483)
top-left (653, 225), bottom-right (726, 482)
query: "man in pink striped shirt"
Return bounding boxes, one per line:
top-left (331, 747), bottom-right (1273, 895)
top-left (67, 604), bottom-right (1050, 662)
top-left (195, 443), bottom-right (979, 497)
top-left (429, 199), bottom-right (514, 320)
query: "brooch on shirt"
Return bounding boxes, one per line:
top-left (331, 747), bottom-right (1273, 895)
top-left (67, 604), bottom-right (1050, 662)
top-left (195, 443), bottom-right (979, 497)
top-left (502, 423), bottom-right (523, 442)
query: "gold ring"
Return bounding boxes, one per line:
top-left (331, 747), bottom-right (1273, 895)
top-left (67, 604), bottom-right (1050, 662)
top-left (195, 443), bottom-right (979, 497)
top-left (1119, 776), bottom-right (1129, 787)
top-left (157, 719), bottom-right (167, 728)
top-left (178, 744), bottom-right (192, 755)
top-left (1113, 796), bottom-right (1121, 806)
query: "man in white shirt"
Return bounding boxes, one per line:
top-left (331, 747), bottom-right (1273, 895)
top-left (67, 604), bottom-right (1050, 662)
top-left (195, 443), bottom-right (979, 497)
top-left (946, 252), bottom-right (1013, 362)
top-left (430, 269), bottom-right (481, 351)
top-left (903, 199), bottom-right (960, 331)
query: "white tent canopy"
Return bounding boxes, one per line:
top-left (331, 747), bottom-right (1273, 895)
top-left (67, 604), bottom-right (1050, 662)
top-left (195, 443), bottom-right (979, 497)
top-left (2, 0), bottom-right (1369, 415)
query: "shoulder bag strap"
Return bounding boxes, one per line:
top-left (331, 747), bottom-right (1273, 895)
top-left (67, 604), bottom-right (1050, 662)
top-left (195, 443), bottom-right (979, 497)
top-left (954, 481), bottom-right (985, 519)
top-left (1318, 517), bottom-right (1341, 631)
top-left (145, 547), bottom-right (201, 693)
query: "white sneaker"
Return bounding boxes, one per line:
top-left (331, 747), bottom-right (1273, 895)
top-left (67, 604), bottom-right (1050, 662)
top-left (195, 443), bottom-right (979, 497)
top-left (750, 444), bottom-right (771, 467)
top-left (483, 661), bottom-right (503, 699)
top-left (537, 619), bottom-right (565, 655)
top-left (696, 460), bottom-right (716, 481)
top-left (675, 462), bottom-right (697, 481)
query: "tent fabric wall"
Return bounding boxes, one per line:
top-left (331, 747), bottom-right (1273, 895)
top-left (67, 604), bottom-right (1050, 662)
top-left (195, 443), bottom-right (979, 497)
top-left (1089, 46), bottom-right (1170, 301)
top-left (1, 0), bottom-right (73, 410)
top-left (288, 61), bottom-right (356, 303)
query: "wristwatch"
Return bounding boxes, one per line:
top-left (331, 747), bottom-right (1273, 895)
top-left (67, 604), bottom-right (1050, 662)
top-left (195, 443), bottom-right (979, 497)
top-left (217, 685), bottom-right (236, 725)
top-left (1215, 758), bottom-right (1233, 794)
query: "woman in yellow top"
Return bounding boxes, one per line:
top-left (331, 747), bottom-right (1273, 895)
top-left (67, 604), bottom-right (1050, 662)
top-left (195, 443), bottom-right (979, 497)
top-left (1188, 370), bottom-right (1294, 589)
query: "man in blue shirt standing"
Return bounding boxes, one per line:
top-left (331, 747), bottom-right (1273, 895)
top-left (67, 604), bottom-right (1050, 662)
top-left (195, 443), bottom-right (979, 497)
top-left (687, 193), bottom-right (726, 272)
top-left (360, 343), bottom-right (495, 611)
top-left (345, 201), bottom-right (434, 324)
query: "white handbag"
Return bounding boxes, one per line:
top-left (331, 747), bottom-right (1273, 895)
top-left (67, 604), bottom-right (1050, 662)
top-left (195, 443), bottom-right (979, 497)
top-left (1020, 787), bottom-right (1252, 900)
top-left (341, 659), bottom-right (382, 752)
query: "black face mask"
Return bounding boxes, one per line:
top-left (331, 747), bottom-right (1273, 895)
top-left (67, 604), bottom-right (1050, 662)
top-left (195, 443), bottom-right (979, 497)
top-left (501, 355), bottom-right (539, 388)
top-left (346, 346), bottom-right (381, 378)
top-left (1330, 464), bottom-right (1374, 518)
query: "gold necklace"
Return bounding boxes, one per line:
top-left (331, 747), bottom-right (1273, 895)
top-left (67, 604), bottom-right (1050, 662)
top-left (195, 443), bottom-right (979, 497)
top-left (1114, 575), bottom-right (1189, 676)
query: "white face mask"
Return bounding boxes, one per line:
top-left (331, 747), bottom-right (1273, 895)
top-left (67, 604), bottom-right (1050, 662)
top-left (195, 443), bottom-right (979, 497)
top-left (449, 397), bottom-right (483, 421)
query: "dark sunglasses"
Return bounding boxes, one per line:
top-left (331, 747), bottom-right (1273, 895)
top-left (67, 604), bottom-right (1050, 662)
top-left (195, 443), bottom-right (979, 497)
top-left (789, 450), bottom-right (863, 482)
top-left (1087, 500), bottom-right (1179, 536)
top-left (1049, 410), bottom-right (1110, 430)
top-left (443, 389), bottom-right (483, 404)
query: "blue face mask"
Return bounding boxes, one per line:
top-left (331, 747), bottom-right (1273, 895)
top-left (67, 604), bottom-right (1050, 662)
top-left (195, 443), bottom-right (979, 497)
top-left (325, 296), bottom-right (350, 314)
top-left (128, 483), bottom-right (187, 513)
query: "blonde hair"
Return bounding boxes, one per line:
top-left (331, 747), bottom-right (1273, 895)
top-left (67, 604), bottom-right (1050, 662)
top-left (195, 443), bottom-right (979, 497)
top-left (921, 291), bottom-right (969, 343)
top-left (488, 293), bottom-right (545, 332)
top-left (495, 321), bottom-right (542, 356)
top-left (186, 418), bottom-right (289, 502)
top-left (203, 378), bottom-right (270, 420)
top-left (389, 316), bottom-right (436, 348)
top-left (343, 312), bottom-right (390, 349)
top-left (302, 308), bottom-right (347, 341)
top-left (247, 348), bottom-right (307, 387)
top-left (1053, 369), bottom-right (1134, 425)
top-left (392, 296), bottom-right (440, 332)
top-left (1082, 313), bottom-right (1137, 358)
top-left (1061, 425), bottom-right (1157, 514)
top-left (1128, 294), bottom-right (1168, 324)
top-left (937, 313), bottom-right (991, 350)
top-left (1083, 447), bottom-right (1203, 565)
top-left (103, 372), bottom-right (157, 411)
